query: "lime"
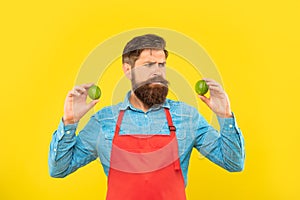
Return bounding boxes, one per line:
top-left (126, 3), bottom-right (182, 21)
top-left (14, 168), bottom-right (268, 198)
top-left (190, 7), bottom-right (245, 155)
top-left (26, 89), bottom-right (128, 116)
top-left (88, 85), bottom-right (101, 100)
top-left (195, 80), bottom-right (208, 95)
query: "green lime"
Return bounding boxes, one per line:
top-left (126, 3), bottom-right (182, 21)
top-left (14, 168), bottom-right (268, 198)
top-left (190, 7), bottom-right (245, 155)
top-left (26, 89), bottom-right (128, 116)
top-left (88, 85), bottom-right (101, 100)
top-left (195, 80), bottom-right (208, 95)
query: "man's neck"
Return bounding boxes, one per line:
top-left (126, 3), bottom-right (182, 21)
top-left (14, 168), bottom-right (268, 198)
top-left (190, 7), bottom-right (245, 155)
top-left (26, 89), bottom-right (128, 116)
top-left (129, 91), bottom-right (150, 113)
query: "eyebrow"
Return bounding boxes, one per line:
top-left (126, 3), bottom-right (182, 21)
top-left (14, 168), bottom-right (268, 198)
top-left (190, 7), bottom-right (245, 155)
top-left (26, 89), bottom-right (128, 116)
top-left (143, 61), bottom-right (166, 65)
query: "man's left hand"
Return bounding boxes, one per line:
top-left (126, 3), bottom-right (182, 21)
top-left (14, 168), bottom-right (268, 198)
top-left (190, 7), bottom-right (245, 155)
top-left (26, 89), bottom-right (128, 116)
top-left (198, 78), bottom-right (233, 118)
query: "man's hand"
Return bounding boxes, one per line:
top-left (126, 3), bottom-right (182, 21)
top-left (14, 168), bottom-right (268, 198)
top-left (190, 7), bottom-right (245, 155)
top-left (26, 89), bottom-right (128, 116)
top-left (63, 83), bottom-right (100, 125)
top-left (198, 78), bottom-right (233, 118)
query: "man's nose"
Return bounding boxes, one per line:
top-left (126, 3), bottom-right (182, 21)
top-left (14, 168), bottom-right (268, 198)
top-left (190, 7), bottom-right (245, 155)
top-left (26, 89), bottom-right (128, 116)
top-left (151, 63), bottom-right (163, 76)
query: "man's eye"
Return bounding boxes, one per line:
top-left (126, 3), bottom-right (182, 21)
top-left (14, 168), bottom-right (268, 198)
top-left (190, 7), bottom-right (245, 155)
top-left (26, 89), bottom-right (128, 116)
top-left (158, 63), bottom-right (166, 67)
top-left (143, 63), bottom-right (165, 68)
top-left (144, 63), bottom-right (154, 67)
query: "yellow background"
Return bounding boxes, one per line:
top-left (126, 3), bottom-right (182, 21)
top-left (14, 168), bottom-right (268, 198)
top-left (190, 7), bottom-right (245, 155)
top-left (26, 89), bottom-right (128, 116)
top-left (1, 0), bottom-right (299, 199)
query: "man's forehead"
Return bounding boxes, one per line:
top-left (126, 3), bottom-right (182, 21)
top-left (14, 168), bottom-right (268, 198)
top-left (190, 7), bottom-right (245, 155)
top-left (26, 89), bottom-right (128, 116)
top-left (138, 49), bottom-right (166, 60)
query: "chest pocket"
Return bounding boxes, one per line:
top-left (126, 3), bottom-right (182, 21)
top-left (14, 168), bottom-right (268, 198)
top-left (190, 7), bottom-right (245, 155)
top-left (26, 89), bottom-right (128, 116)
top-left (159, 122), bottom-right (186, 157)
top-left (102, 123), bottom-right (115, 151)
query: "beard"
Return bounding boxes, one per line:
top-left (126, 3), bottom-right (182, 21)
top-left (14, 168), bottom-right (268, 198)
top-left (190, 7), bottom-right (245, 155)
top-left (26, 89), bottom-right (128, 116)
top-left (132, 76), bottom-right (169, 108)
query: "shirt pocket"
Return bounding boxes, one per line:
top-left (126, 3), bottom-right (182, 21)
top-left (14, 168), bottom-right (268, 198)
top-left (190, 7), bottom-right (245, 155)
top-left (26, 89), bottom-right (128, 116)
top-left (103, 130), bottom-right (114, 151)
top-left (96, 125), bottom-right (114, 167)
top-left (159, 122), bottom-right (186, 157)
top-left (175, 125), bottom-right (186, 157)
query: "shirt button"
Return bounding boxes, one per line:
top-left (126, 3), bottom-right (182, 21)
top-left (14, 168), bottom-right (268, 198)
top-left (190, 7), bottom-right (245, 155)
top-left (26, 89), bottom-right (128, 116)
top-left (229, 124), bottom-right (233, 128)
top-left (144, 114), bottom-right (148, 118)
top-left (54, 148), bottom-right (57, 152)
top-left (66, 130), bottom-right (71, 134)
top-left (60, 130), bottom-right (64, 134)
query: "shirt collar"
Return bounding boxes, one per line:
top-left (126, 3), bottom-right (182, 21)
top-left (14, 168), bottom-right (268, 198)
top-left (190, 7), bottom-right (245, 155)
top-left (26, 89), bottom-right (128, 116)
top-left (119, 91), bottom-right (170, 112)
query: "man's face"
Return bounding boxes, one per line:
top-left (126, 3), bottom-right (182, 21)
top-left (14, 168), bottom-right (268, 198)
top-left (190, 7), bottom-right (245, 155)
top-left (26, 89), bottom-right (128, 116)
top-left (132, 49), bottom-right (167, 87)
top-left (130, 49), bottom-right (169, 108)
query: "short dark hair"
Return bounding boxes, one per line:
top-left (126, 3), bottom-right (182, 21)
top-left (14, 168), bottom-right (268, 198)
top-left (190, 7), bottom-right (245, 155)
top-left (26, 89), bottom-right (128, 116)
top-left (122, 34), bottom-right (168, 67)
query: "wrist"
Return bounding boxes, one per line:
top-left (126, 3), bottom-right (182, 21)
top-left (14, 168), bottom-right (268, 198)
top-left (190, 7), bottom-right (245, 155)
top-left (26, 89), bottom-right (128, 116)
top-left (223, 113), bottom-right (233, 118)
top-left (217, 111), bottom-right (233, 118)
top-left (62, 117), bottom-right (77, 125)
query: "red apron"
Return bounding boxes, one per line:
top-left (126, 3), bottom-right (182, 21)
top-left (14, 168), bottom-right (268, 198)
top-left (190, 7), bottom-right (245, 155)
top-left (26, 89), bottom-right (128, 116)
top-left (106, 108), bottom-right (186, 200)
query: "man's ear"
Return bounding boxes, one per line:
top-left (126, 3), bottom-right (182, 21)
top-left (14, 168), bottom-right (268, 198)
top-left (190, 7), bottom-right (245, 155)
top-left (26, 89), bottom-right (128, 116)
top-left (122, 63), bottom-right (132, 80)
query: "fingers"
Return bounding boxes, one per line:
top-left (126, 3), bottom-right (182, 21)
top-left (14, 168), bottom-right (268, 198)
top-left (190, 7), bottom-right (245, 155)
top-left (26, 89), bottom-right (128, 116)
top-left (69, 83), bottom-right (94, 96)
top-left (207, 85), bottom-right (223, 93)
top-left (202, 78), bottom-right (217, 83)
top-left (87, 99), bottom-right (100, 110)
top-left (74, 86), bottom-right (87, 94)
top-left (198, 95), bottom-right (211, 107)
top-left (202, 78), bottom-right (221, 87)
top-left (67, 84), bottom-right (91, 98)
top-left (202, 78), bottom-right (224, 93)
top-left (67, 88), bottom-right (84, 97)
top-left (81, 83), bottom-right (95, 89)
top-left (67, 90), bottom-right (80, 97)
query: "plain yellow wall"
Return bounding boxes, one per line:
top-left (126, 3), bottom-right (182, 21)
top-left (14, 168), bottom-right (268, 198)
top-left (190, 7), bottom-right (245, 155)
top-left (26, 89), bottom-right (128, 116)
top-left (1, 0), bottom-right (299, 199)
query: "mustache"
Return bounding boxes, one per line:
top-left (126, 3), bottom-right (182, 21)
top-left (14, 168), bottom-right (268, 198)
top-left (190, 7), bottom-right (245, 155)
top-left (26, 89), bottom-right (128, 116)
top-left (132, 76), bottom-right (169, 91)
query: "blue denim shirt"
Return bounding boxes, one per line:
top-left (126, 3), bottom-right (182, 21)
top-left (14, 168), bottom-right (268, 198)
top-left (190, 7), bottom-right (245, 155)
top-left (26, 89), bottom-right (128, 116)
top-left (49, 92), bottom-right (245, 186)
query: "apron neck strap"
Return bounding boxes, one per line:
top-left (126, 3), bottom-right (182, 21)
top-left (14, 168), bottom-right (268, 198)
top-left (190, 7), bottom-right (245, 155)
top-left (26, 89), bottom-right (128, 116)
top-left (164, 108), bottom-right (176, 136)
top-left (115, 110), bottom-right (125, 136)
top-left (115, 108), bottom-right (176, 136)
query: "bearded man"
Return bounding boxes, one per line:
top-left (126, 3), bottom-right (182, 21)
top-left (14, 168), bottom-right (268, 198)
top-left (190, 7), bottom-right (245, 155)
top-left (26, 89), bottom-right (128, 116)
top-left (48, 34), bottom-right (245, 200)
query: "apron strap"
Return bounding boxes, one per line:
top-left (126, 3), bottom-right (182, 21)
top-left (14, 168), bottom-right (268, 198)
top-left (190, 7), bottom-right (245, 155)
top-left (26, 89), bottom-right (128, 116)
top-left (164, 108), bottom-right (176, 137)
top-left (116, 108), bottom-right (176, 137)
top-left (164, 108), bottom-right (181, 170)
top-left (115, 110), bottom-right (125, 137)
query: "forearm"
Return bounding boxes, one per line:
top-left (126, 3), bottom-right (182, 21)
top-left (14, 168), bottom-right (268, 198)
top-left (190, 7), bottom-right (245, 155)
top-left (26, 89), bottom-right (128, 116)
top-left (48, 118), bottom-right (97, 178)
top-left (195, 112), bottom-right (245, 172)
top-left (204, 115), bottom-right (245, 172)
top-left (221, 116), bottom-right (245, 171)
top-left (48, 119), bottom-right (78, 177)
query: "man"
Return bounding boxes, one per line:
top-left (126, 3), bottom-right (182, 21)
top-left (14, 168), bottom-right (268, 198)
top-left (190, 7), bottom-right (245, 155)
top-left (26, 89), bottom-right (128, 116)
top-left (48, 34), bottom-right (245, 200)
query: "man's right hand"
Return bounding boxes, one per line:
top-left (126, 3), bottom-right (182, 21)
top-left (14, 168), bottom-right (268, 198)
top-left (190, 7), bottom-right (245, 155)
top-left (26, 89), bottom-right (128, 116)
top-left (63, 83), bottom-right (100, 125)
